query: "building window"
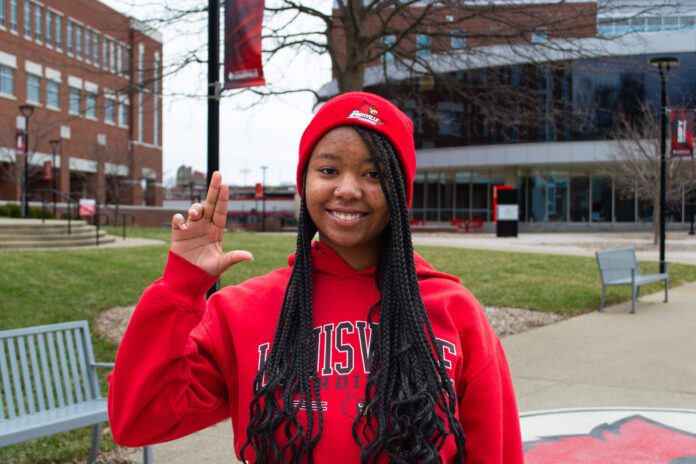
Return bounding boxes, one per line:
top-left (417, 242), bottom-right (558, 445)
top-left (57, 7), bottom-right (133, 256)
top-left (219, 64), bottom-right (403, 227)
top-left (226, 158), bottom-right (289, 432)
top-left (46, 80), bottom-right (59, 108)
top-left (23, 0), bottom-right (30, 37)
top-left (0, 65), bottom-right (14, 96)
top-left (85, 29), bottom-right (90, 63)
top-left (118, 99), bottom-right (128, 127)
top-left (451, 30), bottom-right (466, 49)
top-left (117, 44), bottom-right (122, 74)
top-left (154, 55), bottom-right (160, 145)
top-left (10, 0), bottom-right (17, 32)
top-left (55, 15), bottom-right (61, 49)
top-left (110, 40), bottom-right (115, 73)
top-left (105, 97), bottom-right (114, 123)
top-left (33, 4), bottom-right (41, 41)
top-left (67, 20), bottom-right (73, 54)
top-left (383, 35), bottom-right (395, 62)
top-left (45, 10), bottom-right (52, 45)
top-left (102, 38), bottom-right (108, 69)
top-left (26, 74), bottom-right (40, 103)
top-left (531, 29), bottom-right (547, 43)
top-left (69, 87), bottom-right (80, 114)
top-left (92, 32), bottom-right (98, 64)
top-left (0, 0), bottom-right (5, 28)
top-left (76, 24), bottom-right (82, 58)
top-left (86, 92), bottom-right (96, 118)
top-left (417, 34), bottom-right (431, 57)
top-left (125, 47), bottom-right (130, 74)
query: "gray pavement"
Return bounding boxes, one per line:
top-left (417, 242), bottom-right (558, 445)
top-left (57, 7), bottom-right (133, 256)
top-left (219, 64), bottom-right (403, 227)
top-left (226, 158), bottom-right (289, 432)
top-left (122, 231), bottom-right (696, 463)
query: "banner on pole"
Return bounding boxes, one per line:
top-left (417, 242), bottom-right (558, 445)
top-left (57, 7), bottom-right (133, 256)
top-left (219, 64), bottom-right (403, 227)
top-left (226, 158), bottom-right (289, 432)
top-left (43, 161), bottom-right (53, 180)
top-left (79, 199), bottom-right (96, 217)
top-left (670, 109), bottom-right (694, 157)
top-left (255, 182), bottom-right (263, 199)
top-left (15, 130), bottom-right (25, 155)
top-left (224, 0), bottom-right (266, 89)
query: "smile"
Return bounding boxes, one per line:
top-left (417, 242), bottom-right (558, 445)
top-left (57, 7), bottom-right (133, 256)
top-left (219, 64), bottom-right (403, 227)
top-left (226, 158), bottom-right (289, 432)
top-left (328, 209), bottom-right (368, 222)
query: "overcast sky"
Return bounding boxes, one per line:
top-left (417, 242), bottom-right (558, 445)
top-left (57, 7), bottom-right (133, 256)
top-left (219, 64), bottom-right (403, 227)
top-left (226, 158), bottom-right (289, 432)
top-left (101, 0), bottom-right (332, 188)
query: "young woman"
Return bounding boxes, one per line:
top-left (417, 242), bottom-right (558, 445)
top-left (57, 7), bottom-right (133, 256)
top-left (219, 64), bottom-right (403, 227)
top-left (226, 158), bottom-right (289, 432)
top-left (108, 92), bottom-right (523, 463)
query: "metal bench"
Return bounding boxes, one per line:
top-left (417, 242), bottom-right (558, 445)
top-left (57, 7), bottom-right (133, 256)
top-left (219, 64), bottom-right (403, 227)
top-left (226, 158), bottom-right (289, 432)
top-left (595, 247), bottom-right (669, 313)
top-left (0, 320), bottom-right (152, 463)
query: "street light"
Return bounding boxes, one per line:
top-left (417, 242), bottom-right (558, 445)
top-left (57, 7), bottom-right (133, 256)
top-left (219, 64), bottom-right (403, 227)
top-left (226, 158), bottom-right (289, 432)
top-left (649, 56), bottom-right (679, 274)
top-left (49, 139), bottom-right (60, 217)
top-left (19, 104), bottom-right (35, 218)
top-left (260, 166), bottom-right (268, 232)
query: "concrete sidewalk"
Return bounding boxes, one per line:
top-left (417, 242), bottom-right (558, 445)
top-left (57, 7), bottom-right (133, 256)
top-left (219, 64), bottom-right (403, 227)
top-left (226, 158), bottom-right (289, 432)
top-left (121, 232), bottom-right (696, 463)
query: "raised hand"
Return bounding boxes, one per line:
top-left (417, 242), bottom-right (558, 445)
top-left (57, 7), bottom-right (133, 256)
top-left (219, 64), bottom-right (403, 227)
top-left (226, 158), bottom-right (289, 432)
top-left (171, 171), bottom-right (253, 276)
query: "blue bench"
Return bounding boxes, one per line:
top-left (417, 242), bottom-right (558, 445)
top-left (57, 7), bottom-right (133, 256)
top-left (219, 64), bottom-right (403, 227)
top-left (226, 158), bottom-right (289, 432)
top-left (595, 247), bottom-right (669, 313)
top-left (0, 320), bottom-right (151, 463)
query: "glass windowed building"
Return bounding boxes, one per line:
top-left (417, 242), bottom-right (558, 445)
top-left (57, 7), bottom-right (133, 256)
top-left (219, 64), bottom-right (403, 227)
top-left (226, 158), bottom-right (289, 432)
top-left (320, 17), bottom-right (696, 230)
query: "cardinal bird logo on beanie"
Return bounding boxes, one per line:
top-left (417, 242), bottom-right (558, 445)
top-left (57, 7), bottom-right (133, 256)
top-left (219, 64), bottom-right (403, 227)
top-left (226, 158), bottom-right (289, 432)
top-left (347, 102), bottom-right (384, 126)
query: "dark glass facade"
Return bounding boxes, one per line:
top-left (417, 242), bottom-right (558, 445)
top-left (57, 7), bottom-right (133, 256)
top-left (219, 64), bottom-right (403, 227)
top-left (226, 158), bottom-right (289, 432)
top-left (371, 52), bottom-right (696, 224)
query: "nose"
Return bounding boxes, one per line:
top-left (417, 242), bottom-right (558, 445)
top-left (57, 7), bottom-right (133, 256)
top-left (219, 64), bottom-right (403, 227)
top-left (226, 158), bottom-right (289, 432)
top-left (334, 174), bottom-right (363, 200)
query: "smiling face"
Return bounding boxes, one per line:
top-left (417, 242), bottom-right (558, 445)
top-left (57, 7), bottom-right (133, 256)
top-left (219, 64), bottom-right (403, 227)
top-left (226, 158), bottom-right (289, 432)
top-left (305, 126), bottom-right (390, 270)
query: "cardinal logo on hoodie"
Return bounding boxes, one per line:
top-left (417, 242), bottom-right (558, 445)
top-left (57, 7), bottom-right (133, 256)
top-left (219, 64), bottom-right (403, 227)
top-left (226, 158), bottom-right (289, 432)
top-left (347, 102), bottom-right (384, 126)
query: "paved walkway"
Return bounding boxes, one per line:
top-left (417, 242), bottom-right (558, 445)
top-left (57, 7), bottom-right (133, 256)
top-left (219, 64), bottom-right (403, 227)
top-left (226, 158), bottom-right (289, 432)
top-left (120, 231), bottom-right (696, 463)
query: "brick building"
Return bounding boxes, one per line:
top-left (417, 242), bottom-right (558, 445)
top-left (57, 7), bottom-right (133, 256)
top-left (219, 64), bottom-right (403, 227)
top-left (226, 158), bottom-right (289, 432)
top-left (0, 0), bottom-right (163, 209)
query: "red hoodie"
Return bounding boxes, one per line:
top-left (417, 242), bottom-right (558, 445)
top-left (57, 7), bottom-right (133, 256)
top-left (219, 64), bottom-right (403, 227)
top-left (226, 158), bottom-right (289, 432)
top-left (108, 242), bottom-right (523, 463)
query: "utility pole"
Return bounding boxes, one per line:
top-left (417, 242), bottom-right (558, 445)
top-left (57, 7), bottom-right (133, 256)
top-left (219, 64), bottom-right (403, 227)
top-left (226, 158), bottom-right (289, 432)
top-left (261, 165), bottom-right (267, 232)
top-left (207, 0), bottom-right (221, 297)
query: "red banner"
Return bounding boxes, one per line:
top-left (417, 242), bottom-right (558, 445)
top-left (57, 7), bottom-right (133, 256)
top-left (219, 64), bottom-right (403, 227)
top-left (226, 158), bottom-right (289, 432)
top-left (255, 182), bottom-right (263, 199)
top-left (670, 109), bottom-right (694, 157)
top-left (15, 130), bottom-right (25, 155)
top-left (224, 0), bottom-right (266, 89)
top-left (43, 161), bottom-right (53, 180)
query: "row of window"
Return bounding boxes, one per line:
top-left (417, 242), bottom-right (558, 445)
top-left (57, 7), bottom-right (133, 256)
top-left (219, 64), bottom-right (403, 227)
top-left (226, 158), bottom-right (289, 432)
top-left (0, 63), bottom-right (129, 126)
top-left (598, 15), bottom-right (696, 37)
top-left (0, 0), bottom-right (130, 77)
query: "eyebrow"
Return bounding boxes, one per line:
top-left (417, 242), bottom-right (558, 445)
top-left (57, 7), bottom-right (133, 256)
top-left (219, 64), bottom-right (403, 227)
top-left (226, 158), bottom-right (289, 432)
top-left (315, 153), bottom-right (374, 164)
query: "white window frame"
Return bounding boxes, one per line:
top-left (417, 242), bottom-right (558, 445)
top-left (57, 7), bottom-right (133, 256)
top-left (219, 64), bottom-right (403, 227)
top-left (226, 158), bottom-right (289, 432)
top-left (68, 86), bottom-right (81, 115)
top-left (33, 3), bottom-right (41, 43)
top-left (75, 23), bottom-right (83, 60)
top-left (104, 92), bottom-right (115, 124)
top-left (66, 19), bottom-right (73, 55)
top-left (85, 91), bottom-right (97, 119)
top-left (118, 95), bottom-right (129, 128)
top-left (26, 73), bottom-right (41, 105)
top-left (53, 12), bottom-right (62, 51)
top-left (46, 79), bottom-right (59, 110)
top-left (84, 28), bottom-right (91, 63)
top-left (45, 9), bottom-right (52, 47)
top-left (92, 30), bottom-right (99, 65)
top-left (0, 0), bottom-right (6, 30)
top-left (10, 0), bottom-right (18, 33)
top-left (0, 59), bottom-right (16, 100)
top-left (23, 0), bottom-right (31, 38)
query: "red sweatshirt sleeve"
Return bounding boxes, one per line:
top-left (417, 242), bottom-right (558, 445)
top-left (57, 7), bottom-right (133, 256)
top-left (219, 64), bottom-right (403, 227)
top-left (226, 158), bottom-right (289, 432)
top-left (107, 251), bottom-right (230, 447)
top-left (457, 338), bottom-right (523, 464)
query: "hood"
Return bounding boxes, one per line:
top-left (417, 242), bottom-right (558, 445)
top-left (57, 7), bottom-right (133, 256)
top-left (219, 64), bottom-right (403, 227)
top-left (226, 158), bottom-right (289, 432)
top-left (287, 241), bottom-right (460, 283)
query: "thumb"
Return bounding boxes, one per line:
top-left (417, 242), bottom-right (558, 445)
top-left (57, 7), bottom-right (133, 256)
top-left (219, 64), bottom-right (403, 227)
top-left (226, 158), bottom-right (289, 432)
top-left (217, 250), bottom-right (254, 275)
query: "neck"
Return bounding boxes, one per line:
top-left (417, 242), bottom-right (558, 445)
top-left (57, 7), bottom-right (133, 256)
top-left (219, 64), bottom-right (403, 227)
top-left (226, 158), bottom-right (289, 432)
top-left (318, 236), bottom-right (381, 271)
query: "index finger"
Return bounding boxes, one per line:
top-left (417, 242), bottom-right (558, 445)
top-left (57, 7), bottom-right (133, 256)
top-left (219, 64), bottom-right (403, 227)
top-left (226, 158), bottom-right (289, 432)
top-left (203, 171), bottom-right (222, 220)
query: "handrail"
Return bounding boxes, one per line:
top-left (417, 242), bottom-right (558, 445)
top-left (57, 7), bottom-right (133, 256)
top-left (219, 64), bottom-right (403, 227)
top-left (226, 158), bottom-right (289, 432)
top-left (34, 189), bottom-right (79, 235)
top-left (66, 193), bottom-right (135, 243)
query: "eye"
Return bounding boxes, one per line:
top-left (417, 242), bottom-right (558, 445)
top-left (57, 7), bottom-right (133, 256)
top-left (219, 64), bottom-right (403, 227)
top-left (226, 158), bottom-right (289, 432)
top-left (319, 167), bottom-right (338, 176)
top-left (365, 170), bottom-right (380, 179)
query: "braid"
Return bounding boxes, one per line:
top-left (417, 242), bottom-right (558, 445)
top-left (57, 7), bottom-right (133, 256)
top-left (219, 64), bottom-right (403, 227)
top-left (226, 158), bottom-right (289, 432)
top-left (241, 170), bottom-right (322, 463)
top-left (352, 127), bottom-right (466, 463)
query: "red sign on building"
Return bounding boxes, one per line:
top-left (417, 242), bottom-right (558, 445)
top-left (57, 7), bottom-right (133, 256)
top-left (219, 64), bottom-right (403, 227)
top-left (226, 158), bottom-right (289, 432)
top-left (670, 109), bottom-right (694, 158)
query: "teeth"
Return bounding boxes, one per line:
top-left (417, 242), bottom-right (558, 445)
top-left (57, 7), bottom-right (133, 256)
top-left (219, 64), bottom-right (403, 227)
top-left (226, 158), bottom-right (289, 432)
top-left (333, 211), bottom-right (362, 221)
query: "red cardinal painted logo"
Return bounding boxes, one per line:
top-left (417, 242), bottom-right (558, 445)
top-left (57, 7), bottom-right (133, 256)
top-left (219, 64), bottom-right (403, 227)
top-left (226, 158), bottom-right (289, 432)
top-left (346, 102), bottom-right (384, 126)
top-left (524, 415), bottom-right (696, 463)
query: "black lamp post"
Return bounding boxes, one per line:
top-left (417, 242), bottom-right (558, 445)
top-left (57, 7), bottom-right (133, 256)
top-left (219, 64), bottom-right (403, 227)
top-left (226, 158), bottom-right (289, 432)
top-left (49, 139), bottom-right (60, 217)
top-left (649, 57), bottom-right (679, 274)
top-left (260, 165), bottom-right (268, 232)
top-left (19, 104), bottom-right (35, 218)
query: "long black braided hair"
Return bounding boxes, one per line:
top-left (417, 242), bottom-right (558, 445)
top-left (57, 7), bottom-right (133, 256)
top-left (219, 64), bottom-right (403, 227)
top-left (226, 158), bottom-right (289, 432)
top-left (241, 125), bottom-right (466, 463)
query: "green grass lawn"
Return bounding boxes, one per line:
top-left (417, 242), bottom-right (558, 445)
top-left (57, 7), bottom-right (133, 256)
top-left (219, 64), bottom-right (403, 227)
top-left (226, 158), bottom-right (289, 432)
top-left (2, 226), bottom-right (695, 462)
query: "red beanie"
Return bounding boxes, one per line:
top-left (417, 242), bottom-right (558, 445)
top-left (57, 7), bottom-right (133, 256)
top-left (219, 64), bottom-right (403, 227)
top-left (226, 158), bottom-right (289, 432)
top-left (297, 92), bottom-right (416, 208)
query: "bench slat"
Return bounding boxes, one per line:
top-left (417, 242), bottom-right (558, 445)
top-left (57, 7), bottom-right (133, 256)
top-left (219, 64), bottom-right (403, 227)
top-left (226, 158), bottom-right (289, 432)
top-left (27, 335), bottom-right (46, 413)
top-left (0, 341), bottom-right (11, 420)
top-left (18, 336), bottom-right (37, 416)
top-left (7, 338), bottom-right (25, 417)
top-left (74, 329), bottom-right (93, 401)
top-left (46, 332), bottom-right (66, 409)
top-left (55, 331), bottom-right (75, 406)
top-left (66, 330), bottom-right (84, 404)
top-left (37, 333), bottom-right (56, 411)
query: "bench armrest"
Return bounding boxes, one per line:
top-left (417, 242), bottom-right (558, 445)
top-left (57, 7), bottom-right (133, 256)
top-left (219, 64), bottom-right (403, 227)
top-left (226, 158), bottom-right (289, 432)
top-left (92, 362), bottom-right (115, 368)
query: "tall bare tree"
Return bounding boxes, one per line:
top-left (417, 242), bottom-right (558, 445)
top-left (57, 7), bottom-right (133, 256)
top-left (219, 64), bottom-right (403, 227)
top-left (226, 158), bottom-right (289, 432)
top-left (609, 100), bottom-right (696, 243)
